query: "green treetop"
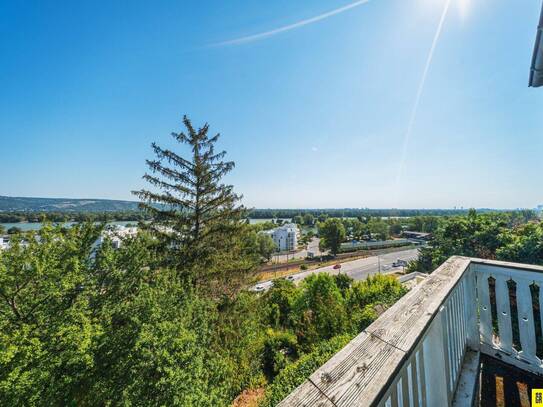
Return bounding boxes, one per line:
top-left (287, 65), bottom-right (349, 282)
top-left (318, 218), bottom-right (346, 256)
top-left (133, 115), bottom-right (249, 286)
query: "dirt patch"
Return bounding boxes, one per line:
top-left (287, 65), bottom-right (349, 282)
top-left (231, 388), bottom-right (265, 407)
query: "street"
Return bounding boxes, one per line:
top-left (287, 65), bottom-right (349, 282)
top-left (252, 247), bottom-right (419, 291)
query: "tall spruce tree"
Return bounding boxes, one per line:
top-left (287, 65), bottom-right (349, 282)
top-left (133, 116), bottom-right (247, 284)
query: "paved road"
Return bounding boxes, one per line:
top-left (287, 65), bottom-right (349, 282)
top-left (252, 248), bottom-right (419, 291)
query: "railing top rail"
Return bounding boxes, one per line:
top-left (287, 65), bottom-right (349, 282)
top-left (278, 256), bottom-right (472, 407)
top-left (470, 257), bottom-right (543, 274)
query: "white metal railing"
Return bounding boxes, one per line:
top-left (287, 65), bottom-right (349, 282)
top-left (278, 257), bottom-right (543, 407)
top-left (375, 259), bottom-right (478, 407)
top-left (474, 260), bottom-right (543, 376)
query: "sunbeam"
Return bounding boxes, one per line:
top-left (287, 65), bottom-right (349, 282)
top-left (394, 0), bottom-right (452, 202)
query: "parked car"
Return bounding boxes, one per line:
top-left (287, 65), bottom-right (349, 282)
top-left (255, 285), bottom-right (265, 291)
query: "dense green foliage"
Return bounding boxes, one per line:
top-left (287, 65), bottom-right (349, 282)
top-left (248, 208), bottom-right (507, 219)
top-left (408, 210), bottom-right (541, 273)
top-left (318, 218), bottom-right (346, 255)
top-left (258, 273), bottom-right (406, 404)
top-left (257, 233), bottom-right (277, 261)
top-left (0, 224), bottom-right (246, 406)
top-left (260, 334), bottom-right (352, 407)
top-left (0, 224), bottom-right (407, 406)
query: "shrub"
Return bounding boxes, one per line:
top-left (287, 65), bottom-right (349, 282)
top-left (263, 279), bottom-right (298, 328)
top-left (333, 273), bottom-right (353, 295)
top-left (260, 334), bottom-right (352, 407)
top-left (349, 304), bottom-right (378, 334)
top-left (262, 329), bottom-right (298, 379)
top-left (347, 274), bottom-right (407, 309)
top-left (291, 274), bottom-right (348, 348)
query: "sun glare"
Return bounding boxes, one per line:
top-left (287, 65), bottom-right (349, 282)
top-left (457, 0), bottom-right (470, 20)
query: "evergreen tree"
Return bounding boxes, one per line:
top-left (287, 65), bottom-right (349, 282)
top-left (133, 115), bottom-right (248, 285)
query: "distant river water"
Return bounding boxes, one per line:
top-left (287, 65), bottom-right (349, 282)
top-left (0, 220), bottom-right (138, 232)
top-left (1, 218), bottom-right (291, 232)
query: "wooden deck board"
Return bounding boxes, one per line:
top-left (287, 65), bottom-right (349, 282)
top-left (365, 257), bottom-right (471, 352)
top-left (277, 380), bottom-right (336, 407)
top-left (307, 332), bottom-right (405, 407)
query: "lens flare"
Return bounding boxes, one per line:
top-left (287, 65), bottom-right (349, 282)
top-left (458, 0), bottom-right (470, 20)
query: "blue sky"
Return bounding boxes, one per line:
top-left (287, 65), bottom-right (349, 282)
top-left (1, 0), bottom-right (542, 209)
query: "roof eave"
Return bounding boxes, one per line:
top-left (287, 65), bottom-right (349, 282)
top-left (529, 2), bottom-right (543, 87)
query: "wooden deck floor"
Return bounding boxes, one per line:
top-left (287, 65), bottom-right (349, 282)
top-left (479, 353), bottom-right (543, 407)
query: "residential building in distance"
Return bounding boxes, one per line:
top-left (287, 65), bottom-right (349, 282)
top-left (95, 225), bottom-right (138, 249)
top-left (0, 235), bottom-right (9, 250)
top-left (262, 223), bottom-right (299, 252)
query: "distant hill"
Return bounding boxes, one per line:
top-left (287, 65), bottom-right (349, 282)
top-left (0, 196), bottom-right (140, 212)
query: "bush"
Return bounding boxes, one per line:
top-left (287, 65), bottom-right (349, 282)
top-left (260, 334), bottom-right (352, 407)
top-left (291, 274), bottom-right (348, 348)
top-left (349, 304), bottom-right (378, 334)
top-left (347, 274), bottom-right (407, 309)
top-left (263, 279), bottom-right (298, 328)
top-left (333, 273), bottom-right (353, 295)
top-left (262, 329), bottom-right (298, 379)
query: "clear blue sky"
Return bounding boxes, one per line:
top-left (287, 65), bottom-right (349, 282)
top-left (1, 0), bottom-right (542, 209)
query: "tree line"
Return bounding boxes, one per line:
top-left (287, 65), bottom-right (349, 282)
top-left (249, 208), bottom-right (507, 219)
top-left (408, 209), bottom-right (542, 273)
top-left (0, 210), bottom-right (151, 224)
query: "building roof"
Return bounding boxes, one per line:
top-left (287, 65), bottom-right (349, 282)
top-left (402, 231), bottom-right (431, 238)
top-left (529, 2), bottom-right (543, 87)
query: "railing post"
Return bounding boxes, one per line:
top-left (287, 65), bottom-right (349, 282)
top-left (423, 306), bottom-right (450, 406)
top-left (464, 264), bottom-right (480, 350)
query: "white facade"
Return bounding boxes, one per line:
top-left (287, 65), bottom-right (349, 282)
top-left (263, 223), bottom-right (298, 252)
top-left (0, 236), bottom-right (9, 250)
top-left (95, 226), bottom-right (138, 249)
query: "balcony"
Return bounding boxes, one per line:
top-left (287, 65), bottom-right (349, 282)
top-left (279, 257), bottom-right (543, 406)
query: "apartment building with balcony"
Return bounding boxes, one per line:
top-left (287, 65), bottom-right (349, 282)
top-left (262, 223), bottom-right (299, 252)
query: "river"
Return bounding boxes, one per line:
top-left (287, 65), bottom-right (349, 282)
top-left (0, 218), bottom-right (292, 232)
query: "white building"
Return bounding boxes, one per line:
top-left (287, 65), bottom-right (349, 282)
top-left (263, 223), bottom-right (298, 252)
top-left (95, 225), bottom-right (138, 249)
top-left (0, 236), bottom-right (9, 250)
